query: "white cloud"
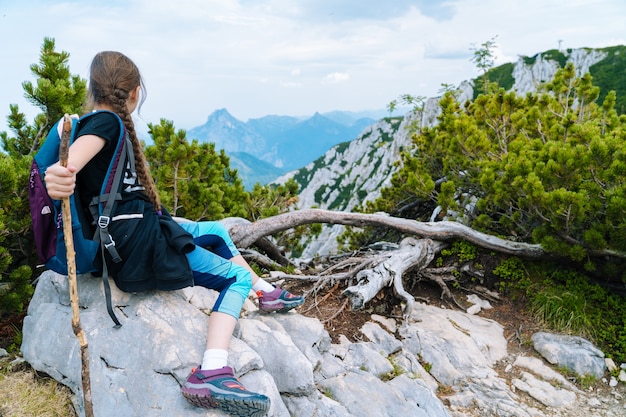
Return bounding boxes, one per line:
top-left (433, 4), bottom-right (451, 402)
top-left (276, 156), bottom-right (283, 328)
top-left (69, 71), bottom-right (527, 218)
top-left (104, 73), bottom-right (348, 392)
top-left (321, 72), bottom-right (351, 84)
top-left (1, 0), bottom-right (625, 132)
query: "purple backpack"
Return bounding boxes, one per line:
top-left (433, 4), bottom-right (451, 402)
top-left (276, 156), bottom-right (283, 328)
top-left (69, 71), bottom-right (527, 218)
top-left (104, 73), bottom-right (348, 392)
top-left (28, 110), bottom-right (129, 275)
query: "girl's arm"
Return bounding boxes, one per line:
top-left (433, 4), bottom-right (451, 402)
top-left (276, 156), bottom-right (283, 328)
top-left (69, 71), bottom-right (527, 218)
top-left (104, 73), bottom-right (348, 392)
top-left (44, 134), bottom-right (107, 200)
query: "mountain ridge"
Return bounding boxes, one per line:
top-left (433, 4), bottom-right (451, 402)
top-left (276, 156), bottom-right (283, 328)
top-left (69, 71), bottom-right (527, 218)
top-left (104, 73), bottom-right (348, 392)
top-left (187, 108), bottom-right (383, 188)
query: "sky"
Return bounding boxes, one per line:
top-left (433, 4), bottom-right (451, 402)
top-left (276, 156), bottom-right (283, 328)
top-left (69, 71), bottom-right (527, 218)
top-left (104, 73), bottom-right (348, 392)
top-left (1, 0), bottom-right (625, 134)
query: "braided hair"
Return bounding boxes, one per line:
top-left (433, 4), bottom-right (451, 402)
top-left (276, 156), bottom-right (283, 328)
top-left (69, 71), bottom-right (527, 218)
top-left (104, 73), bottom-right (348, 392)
top-left (87, 51), bottom-right (162, 212)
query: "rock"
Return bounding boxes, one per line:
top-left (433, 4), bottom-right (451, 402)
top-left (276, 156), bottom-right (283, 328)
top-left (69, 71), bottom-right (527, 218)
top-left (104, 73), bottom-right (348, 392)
top-left (21, 271), bottom-right (453, 417)
top-left (532, 332), bottom-right (606, 378)
top-left (466, 294), bottom-right (493, 310)
top-left (370, 314), bottom-right (397, 333)
top-left (317, 371), bottom-right (446, 417)
top-left (513, 355), bottom-right (578, 391)
top-left (21, 270), bottom-right (620, 417)
top-left (512, 371), bottom-right (577, 407)
top-left (360, 321), bottom-right (403, 356)
top-left (588, 397), bottom-right (602, 407)
top-left (606, 358), bottom-right (617, 372)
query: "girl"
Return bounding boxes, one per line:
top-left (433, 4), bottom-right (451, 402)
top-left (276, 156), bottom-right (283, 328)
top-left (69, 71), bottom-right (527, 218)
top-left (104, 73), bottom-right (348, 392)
top-left (43, 51), bottom-right (303, 417)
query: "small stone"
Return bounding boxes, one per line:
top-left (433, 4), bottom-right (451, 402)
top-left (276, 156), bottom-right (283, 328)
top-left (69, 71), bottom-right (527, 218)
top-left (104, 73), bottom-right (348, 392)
top-left (606, 358), bottom-right (617, 372)
top-left (466, 304), bottom-right (481, 315)
top-left (609, 376), bottom-right (618, 387)
top-left (587, 397), bottom-right (602, 407)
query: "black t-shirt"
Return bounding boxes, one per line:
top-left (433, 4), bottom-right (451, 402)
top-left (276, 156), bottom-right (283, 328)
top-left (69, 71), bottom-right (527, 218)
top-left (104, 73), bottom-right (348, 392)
top-left (74, 111), bottom-right (145, 235)
top-left (75, 111), bottom-right (121, 207)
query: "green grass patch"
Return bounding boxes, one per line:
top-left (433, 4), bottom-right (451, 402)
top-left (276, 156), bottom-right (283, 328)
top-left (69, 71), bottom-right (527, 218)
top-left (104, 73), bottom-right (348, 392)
top-left (494, 259), bottom-right (626, 363)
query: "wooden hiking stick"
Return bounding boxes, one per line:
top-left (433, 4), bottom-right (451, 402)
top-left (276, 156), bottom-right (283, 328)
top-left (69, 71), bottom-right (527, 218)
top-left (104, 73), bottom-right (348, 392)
top-left (59, 114), bottom-right (95, 417)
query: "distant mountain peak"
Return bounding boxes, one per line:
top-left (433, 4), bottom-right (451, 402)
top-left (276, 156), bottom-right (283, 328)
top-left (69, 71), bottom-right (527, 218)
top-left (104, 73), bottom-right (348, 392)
top-left (188, 110), bottom-right (378, 175)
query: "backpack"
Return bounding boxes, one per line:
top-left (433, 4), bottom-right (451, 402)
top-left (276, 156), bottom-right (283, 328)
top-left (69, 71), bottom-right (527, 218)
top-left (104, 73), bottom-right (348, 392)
top-left (28, 110), bottom-right (131, 326)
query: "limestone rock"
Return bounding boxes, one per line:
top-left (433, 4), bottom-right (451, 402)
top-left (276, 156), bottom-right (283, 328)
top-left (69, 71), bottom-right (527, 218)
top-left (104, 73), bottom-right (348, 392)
top-left (532, 332), bottom-right (606, 378)
top-left (21, 270), bottom-right (619, 417)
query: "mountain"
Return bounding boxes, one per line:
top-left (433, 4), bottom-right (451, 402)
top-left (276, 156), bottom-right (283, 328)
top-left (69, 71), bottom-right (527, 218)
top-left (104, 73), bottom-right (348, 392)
top-left (187, 109), bottom-right (268, 156)
top-left (228, 152), bottom-right (285, 190)
top-left (267, 112), bottom-right (366, 170)
top-left (246, 114), bottom-right (302, 137)
top-left (273, 45), bottom-right (626, 261)
top-left (186, 109), bottom-right (377, 187)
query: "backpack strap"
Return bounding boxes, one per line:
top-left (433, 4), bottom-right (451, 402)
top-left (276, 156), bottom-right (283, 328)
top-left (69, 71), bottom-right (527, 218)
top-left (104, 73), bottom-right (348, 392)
top-left (83, 111), bottom-right (132, 327)
top-left (94, 134), bottom-right (130, 327)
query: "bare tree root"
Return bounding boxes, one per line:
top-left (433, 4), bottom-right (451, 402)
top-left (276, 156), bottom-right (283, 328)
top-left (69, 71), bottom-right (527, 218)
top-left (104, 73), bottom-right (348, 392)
top-left (240, 248), bottom-right (284, 271)
top-left (226, 209), bottom-right (547, 258)
top-left (343, 238), bottom-right (448, 319)
top-left (212, 209), bottom-right (560, 320)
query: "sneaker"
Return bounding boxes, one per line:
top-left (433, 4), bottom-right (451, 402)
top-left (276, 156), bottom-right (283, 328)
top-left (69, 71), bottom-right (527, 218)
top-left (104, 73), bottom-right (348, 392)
top-left (257, 285), bottom-right (304, 313)
top-left (181, 366), bottom-right (270, 417)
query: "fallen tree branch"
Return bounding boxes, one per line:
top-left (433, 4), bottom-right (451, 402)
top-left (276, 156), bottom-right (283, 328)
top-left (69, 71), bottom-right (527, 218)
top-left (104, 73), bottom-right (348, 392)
top-left (227, 209), bottom-right (546, 258)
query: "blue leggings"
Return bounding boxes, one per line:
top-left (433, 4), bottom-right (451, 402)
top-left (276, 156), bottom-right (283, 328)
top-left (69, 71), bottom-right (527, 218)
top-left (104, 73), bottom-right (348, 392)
top-left (178, 221), bottom-right (252, 319)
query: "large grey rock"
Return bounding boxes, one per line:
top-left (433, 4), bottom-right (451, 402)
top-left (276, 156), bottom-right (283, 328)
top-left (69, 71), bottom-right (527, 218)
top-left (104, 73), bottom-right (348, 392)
top-left (532, 332), bottom-right (606, 378)
top-left (317, 370), bottom-right (446, 417)
top-left (22, 270), bottom-right (617, 417)
top-left (22, 271), bottom-right (454, 417)
top-left (236, 316), bottom-right (315, 395)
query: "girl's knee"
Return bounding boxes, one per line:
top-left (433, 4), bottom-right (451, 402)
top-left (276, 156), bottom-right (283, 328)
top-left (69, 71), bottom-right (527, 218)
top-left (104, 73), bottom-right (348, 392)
top-left (230, 265), bottom-right (252, 296)
top-left (211, 221), bottom-right (228, 235)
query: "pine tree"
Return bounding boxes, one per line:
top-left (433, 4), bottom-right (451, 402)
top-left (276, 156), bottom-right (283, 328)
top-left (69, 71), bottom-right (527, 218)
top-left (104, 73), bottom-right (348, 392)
top-left (0, 38), bottom-right (86, 313)
top-left (364, 63), bottom-right (626, 265)
top-left (1, 37), bottom-right (86, 157)
top-left (145, 119), bottom-right (249, 220)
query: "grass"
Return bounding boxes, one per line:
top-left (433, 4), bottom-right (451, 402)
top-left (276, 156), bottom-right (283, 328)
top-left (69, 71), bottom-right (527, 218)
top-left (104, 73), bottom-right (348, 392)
top-left (0, 365), bottom-right (75, 417)
top-left (495, 259), bottom-right (626, 364)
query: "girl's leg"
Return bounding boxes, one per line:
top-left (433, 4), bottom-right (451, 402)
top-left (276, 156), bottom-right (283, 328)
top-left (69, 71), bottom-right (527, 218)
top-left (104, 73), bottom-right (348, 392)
top-left (181, 245), bottom-right (270, 413)
top-left (179, 220), bottom-right (304, 312)
top-left (185, 245), bottom-right (251, 340)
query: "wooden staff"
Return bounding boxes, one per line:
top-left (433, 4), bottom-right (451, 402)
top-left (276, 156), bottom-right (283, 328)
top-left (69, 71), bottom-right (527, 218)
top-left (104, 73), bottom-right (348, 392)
top-left (59, 114), bottom-right (94, 417)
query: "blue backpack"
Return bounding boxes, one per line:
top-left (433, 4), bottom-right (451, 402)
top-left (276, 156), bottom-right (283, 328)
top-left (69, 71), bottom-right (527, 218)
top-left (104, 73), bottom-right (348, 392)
top-left (28, 110), bottom-right (131, 325)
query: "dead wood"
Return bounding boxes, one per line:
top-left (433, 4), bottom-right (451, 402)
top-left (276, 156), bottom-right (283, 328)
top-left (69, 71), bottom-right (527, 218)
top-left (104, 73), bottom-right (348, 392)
top-left (227, 208), bottom-right (546, 258)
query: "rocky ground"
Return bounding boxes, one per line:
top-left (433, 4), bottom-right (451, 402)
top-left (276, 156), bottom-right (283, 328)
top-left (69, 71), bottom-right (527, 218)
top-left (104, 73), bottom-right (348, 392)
top-left (288, 276), bottom-right (626, 417)
top-left (1, 268), bottom-right (625, 417)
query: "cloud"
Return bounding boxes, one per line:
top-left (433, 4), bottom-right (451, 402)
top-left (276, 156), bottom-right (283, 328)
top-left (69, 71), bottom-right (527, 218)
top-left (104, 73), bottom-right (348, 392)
top-left (239, 0), bottom-right (455, 22)
top-left (1, 0), bottom-right (626, 133)
top-left (321, 72), bottom-right (351, 84)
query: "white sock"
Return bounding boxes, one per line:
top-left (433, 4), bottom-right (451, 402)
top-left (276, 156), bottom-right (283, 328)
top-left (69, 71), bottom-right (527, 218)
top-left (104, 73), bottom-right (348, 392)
top-left (252, 279), bottom-right (275, 293)
top-left (201, 349), bottom-right (228, 370)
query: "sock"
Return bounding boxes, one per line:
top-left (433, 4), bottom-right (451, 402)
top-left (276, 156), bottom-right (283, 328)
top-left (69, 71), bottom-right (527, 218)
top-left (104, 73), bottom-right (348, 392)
top-left (201, 349), bottom-right (228, 370)
top-left (252, 279), bottom-right (275, 294)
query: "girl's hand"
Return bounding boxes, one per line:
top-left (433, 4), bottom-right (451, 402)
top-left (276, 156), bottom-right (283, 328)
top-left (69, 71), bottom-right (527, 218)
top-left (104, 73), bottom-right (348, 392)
top-left (44, 163), bottom-right (78, 199)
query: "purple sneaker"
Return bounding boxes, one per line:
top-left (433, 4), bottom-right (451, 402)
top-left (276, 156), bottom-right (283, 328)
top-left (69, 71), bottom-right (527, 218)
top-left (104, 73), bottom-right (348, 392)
top-left (257, 285), bottom-right (304, 313)
top-left (181, 366), bottom-right (270, 417)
